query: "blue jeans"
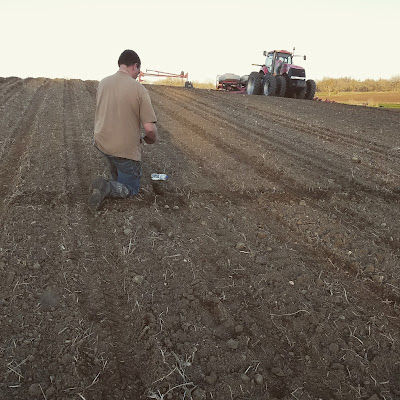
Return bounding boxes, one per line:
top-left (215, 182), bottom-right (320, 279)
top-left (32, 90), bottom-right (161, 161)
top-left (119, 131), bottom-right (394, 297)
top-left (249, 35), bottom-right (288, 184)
top-left (104, 154), bottom-right (142, 198)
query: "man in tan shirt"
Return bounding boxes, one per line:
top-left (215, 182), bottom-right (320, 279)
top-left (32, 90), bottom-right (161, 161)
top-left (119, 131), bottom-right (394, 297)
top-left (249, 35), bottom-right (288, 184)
top-left (89, 49), bottom-right (158, 211)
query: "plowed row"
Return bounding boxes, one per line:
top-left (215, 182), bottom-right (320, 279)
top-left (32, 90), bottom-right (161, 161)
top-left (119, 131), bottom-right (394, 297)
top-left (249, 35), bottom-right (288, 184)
top-left (0, 77), bottom-right (399, 400)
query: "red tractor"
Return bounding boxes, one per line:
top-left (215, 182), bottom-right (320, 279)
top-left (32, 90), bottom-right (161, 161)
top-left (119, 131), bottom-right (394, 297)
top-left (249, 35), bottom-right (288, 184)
top-left (246, 49), bottom-right (316, 100)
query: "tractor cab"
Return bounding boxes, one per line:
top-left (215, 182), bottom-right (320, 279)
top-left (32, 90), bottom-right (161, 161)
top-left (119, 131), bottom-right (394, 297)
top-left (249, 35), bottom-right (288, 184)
top-left (263, 50), bottom-right (293, 75)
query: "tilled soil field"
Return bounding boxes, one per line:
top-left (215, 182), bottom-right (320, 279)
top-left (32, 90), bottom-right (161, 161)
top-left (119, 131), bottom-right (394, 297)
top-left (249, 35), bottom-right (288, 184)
top-left (0, 77), bottom-right (399, 400)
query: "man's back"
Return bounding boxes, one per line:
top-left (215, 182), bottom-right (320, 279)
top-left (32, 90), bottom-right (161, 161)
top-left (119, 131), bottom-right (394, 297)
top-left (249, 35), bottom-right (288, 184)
top-left (94, 71), bottom-right (155, 161)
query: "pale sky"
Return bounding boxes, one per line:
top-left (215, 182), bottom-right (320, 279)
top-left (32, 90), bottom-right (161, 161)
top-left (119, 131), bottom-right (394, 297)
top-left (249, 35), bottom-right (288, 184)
top-left (2, 0), bottom-right (399, 83)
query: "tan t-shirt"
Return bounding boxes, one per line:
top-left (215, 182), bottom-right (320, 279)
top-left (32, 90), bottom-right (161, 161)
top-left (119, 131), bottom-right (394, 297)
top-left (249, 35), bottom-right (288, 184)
top-left (94, 71), bottom-right (157, 161)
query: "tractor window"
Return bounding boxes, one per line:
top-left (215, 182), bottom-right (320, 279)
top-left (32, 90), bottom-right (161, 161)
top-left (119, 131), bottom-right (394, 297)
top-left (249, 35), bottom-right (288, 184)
top-left (265, 54), bottom-right (274, 72)
top-left (274, 53), bottom-right (292, 74)
top-left (277, 53), bottom-right (292, 64)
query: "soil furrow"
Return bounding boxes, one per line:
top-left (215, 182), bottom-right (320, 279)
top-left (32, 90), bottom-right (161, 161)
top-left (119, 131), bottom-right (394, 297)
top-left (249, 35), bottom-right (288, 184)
top-left (150, 87), bottom-right (399, 194)
top-left (62, 80), bottom-right (86, 202)
top-left (0, 79), bottom-right (47, 160)
top-left (178, 86), bottom-right (400, 142)
top-left (0, 80), bottom-right (50, 209)
top-left (58, 79), bottom-right (149, 398)
top-left (0, 77), bottom-right (22, 95)
top-left (157, 87), bottom-right (400, 190)
top-left (0, 78), bottom-right (24, 105)
top-left (151, 91), bottom-right (397, 205)
top-left (153, 86), bottom-right (400, 150)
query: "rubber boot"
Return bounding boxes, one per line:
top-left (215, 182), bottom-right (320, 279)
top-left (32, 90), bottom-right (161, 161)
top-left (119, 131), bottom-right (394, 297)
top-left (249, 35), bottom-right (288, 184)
top-left (88, 177), bottom-right (111, 211)
top-left (109, 181), bottom-right (131, 198)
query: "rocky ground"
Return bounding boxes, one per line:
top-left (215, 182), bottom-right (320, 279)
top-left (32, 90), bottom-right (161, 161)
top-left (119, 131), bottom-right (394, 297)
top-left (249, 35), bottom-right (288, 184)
top-left (0, 76), bottom-right (399, 400)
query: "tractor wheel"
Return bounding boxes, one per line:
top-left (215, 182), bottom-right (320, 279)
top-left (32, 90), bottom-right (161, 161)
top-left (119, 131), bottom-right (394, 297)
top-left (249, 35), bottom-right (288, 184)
top-left (286, 89), bottom-right (296, 98)
top-left (297, 87), bottom-right (306, 99)
top-left (240, 75), bottom-right (249, 86)
top-left (263, 76), bottom-right (277, 96)
top-left (246, 72), bottom-right (263, 95)
top-left (276, 76), bottom-right (287, 97)
top-left (305, 79), bottom-right (316, 100)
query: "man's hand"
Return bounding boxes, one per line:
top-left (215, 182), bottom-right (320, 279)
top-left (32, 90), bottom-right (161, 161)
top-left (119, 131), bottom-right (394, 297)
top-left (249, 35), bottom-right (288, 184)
top-left (143, 135), bottom-right (155, 144)
top-left (143, 122), bottom-right (157, 144)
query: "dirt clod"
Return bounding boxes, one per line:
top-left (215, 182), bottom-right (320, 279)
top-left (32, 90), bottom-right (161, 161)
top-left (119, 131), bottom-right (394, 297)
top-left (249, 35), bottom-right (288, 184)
top-left (28, 383), bottom-right (42, 397)
top-left (255, 373), bottom-right (264, 385)
top-left (235, 242), bottom-right (246, 250)
top-left (226, 338), bottom-right (239, 349)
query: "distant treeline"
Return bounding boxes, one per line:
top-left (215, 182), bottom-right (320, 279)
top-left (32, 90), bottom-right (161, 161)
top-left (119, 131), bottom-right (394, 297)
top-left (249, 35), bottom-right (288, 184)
top-left (316, 75), bottom-right (400, 93)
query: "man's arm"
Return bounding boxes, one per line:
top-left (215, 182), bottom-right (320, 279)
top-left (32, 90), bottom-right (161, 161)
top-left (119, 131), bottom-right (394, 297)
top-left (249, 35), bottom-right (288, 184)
top-left (143, 122), bottom-right (157, 144)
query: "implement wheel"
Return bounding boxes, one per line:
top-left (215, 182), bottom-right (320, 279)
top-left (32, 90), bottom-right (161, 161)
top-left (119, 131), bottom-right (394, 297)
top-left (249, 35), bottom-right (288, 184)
top-left (263, 75), bottom-right (277, 96)
top-left (246, 72), bottom-right (263, 95)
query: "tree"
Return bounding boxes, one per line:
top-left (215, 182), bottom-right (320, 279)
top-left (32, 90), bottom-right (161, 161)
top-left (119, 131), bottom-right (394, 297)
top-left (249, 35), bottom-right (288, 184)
top-left (316, 76), bottom-right (400, 93)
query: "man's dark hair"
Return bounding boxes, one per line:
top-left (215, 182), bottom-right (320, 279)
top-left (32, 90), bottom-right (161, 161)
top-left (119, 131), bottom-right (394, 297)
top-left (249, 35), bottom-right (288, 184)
top-left (118, 50), bottom-right (141, 68)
